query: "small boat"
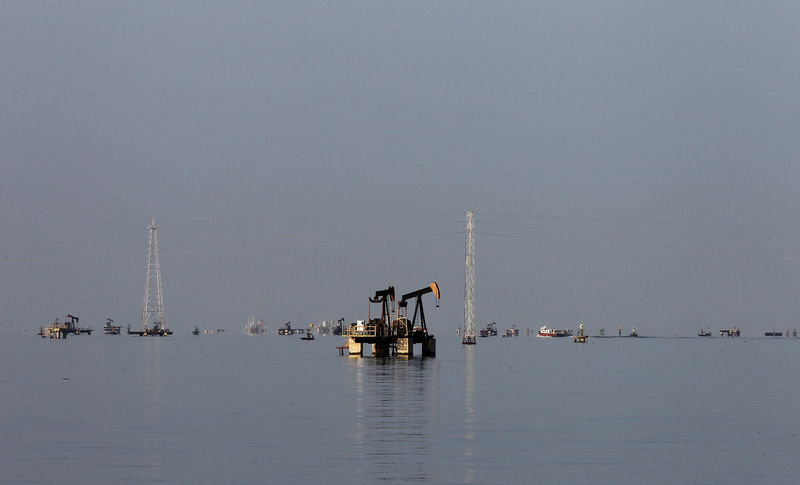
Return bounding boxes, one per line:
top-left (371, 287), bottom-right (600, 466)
top-left (537, 325), bottom-right (573, 338)
top-left (698, 328), bottom-right (712, 337)
top-left (629, 326), bottom-right (639, 337)
top-left (192, 326), bottom-right (200, 335)
top-left (300, 330), bottom-right (315, 341)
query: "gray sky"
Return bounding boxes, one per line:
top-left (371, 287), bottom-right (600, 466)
top-left (3, 1), bottom-right (800, 335)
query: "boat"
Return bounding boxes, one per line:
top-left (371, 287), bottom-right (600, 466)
top-left (192, 326), bottom-right (200, 335)
top-left (765, 331), bottom-right (783, 337)
top-left (629, 326), bottom-right (639, 337)
top-left (537, 325), bottom-right (573, 338)
top-left (300, 329), bottom-right (315, 341)
top-left (698, 327), bottom-right (712, 337)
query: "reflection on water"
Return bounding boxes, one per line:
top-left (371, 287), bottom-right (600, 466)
top-left (462, 346), bottom-right (476, 483)
top-left (348, 357), bottom-right (439, 482)
top-left (141, 338), bottom-right (164, 481)
top-left (5, 336), bottom-right (800, 484)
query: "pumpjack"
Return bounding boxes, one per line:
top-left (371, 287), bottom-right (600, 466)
top-left (398, 282), bottom-right (440, 336)
top-left (343, 282), bottom-right (440, 357)
top-left (103, 318), bottom-right (121, 335)
top-left (333, 317), bottom-right (345, 335)
top-left (39, 314), bottom-right (94, 339)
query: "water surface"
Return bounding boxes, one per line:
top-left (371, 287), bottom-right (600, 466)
top-left (2, 334), bottom-right (798, 484)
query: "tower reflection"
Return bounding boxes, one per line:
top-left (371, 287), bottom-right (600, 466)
top-left (463, 345), bottom-right (476, 483)
top-left (140, 338), bottom-right (164, 481)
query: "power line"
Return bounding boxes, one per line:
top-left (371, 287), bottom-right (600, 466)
top-left (478, 211), bottom-right (800, 232)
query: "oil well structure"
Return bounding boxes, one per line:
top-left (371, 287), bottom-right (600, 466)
top-left (39, 314), bottom-right (93, 339)
top-left (128, 219), bottom-right (172, 336)
top-left (342, 283), bottom-right (440, 357)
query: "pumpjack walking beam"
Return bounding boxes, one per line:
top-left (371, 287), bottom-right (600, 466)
top-left (399, 282), bottom-right (441, 334)
top-left (369, 286), bottom-right (395, 327)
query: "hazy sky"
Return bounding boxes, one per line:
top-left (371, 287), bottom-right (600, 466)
top-left (3, 1), bottom-right (800, 336)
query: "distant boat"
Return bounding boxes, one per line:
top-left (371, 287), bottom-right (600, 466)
top-left (192, 326), bottom-right (200, 335)
top-left (698, 328), bottom-right (712, 337)
top-left (300, 329), bottom-right (315, 341)
top-left (537, 325), bottom-right (573, 338)
top-left (765, 331), bottom-right (783, 337)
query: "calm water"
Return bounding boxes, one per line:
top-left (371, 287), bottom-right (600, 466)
top-left (2, 334), bottom-right (799, 484)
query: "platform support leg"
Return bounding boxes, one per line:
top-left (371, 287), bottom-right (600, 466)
top-left (374, 341), bottom-right (391, 358)
top-left (348, 338), bottom-right (362, 357)
top-left (397, 337), bottom-right (413, 356)
top-left (422, 336), bottom-right (436, 357)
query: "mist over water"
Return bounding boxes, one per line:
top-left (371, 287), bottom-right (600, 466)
top-left (4, 2), bottom-right (800, 482)
top-left (2, 334), bottom-right (798, 484)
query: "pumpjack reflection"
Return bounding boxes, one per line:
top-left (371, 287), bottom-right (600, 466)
top-left (347, 356), bottom-right (440, 482)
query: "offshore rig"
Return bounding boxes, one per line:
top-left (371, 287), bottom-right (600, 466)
top-left (342, 282), bottom-right (440, 357)
top-left (129, 219), bottom-right (172, 337)
top-left (39, 314), bottom-right (93, 339)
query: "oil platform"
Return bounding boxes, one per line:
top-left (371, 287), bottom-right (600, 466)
top-left (103, 318), bottom-right (121, 335)
top-left (39, 314), bottom-right (93, 339)
top-left (342, 282), bottom-right (440, 357)
top-left (244, 316), bottom-right (268, 335)
top-left (129, 219), bottom-right (172, 336)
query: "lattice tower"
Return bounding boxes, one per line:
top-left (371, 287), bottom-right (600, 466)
top-left (463, 211), bottom-right (476, 344)
top-left (141, 218), bottom-right (165, 331)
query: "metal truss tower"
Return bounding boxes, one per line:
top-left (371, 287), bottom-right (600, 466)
top-left (463, 211), bottom-right (476, 345)
top-left (141, 218), bottom-right (166, 331)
